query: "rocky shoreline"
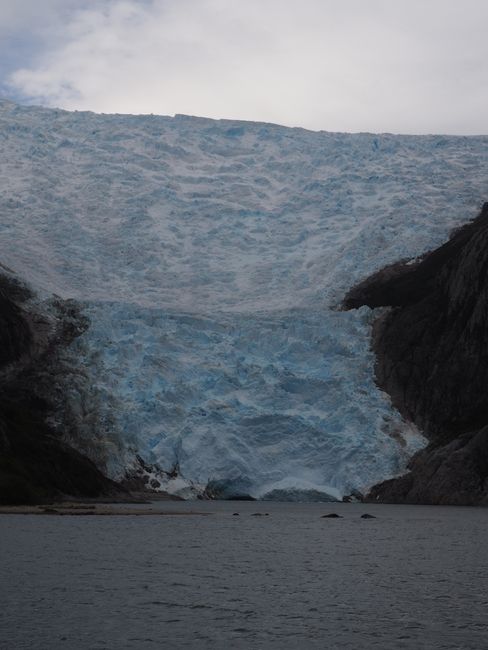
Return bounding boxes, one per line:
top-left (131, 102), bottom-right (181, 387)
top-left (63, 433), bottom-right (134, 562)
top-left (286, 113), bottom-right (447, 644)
top-left (0, 501), bottom-right (206, 516)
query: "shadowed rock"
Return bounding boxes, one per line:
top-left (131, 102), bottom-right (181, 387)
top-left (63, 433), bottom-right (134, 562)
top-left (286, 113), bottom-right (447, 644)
top-left (345, 203), bottom-right (488, 505)
top-left (0, 271), bottom-right (122, 504)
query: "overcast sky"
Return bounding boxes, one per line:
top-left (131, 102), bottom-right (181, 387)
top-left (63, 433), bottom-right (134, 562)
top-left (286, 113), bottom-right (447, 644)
top-left (1, 0), bottom-right (487, 134)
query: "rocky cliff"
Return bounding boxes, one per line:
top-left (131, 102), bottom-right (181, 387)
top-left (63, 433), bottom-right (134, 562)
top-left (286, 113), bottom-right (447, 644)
top-left (344, 203), bottom-right (488, 505)
top-left (0, 271), bottom-right (121, 504)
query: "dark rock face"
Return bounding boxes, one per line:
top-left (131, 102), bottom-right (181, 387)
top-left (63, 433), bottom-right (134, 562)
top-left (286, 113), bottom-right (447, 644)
top-left (344, 203), bottom-right (488, 505)
top-left (0, 272), bottom-right (120, 504)
top-left (368, 428), bottom-right (488, 506)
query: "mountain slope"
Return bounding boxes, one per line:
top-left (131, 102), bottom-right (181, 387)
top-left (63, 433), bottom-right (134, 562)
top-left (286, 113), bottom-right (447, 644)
top-left (0, 271), bottom-right (120, 503)
top-left (345, 203), bottom-right (488, 504)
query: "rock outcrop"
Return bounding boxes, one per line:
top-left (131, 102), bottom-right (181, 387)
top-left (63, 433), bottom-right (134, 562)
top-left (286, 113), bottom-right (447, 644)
top-left (0, 271), bottom-right (121, 504)
top-left (344, 203), bottom-right (488, 505)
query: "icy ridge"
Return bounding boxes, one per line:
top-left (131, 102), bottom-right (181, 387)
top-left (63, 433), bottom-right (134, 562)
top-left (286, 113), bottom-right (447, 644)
top-left (1, 99), bottom-right (488, 497)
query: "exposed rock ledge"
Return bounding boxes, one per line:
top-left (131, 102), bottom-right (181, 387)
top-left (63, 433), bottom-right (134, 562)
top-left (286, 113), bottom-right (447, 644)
top-left (344, 203), bottom-right (488, 505)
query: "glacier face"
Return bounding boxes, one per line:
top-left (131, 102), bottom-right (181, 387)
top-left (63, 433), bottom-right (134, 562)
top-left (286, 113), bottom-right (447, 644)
top-left (1, 99), bottom-right (488, 498)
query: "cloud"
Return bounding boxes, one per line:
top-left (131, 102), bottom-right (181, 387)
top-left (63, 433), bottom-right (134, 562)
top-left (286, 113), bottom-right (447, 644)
top-left (4, 0), bottom-right (488, 133)
top-left (0, 0), bottom-right (88, 96)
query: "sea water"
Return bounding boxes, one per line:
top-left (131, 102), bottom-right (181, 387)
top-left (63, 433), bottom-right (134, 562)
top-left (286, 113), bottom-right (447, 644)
top-left (1, 502), bottom-right (487, 649)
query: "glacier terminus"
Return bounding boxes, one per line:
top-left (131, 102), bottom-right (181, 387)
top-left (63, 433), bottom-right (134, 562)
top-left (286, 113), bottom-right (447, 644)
top-left (1, 99), bottom-right (488, 500)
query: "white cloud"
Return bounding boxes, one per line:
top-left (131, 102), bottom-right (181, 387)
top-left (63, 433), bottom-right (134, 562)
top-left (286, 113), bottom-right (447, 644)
top-left (5, 0), bottom-right (488, 133)
top-left (0, 0), bottom-right (86, 35)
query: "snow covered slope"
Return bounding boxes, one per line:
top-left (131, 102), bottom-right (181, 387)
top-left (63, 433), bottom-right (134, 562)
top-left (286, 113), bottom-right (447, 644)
top-left (1, 99), bottom-right (487, 498)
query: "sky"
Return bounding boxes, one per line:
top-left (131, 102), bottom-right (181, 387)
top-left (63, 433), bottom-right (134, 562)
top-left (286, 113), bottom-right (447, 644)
top-left (0, 0), bottom-right (487, 134)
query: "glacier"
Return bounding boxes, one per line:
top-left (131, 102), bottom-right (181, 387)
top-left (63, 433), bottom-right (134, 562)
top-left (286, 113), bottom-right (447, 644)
top-left (1, 98), bottom-right (488, 499)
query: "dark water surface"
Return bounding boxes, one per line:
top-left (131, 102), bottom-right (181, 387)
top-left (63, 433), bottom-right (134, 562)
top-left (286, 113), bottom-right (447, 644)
top-left (1, 501), bottom-right (488, 649)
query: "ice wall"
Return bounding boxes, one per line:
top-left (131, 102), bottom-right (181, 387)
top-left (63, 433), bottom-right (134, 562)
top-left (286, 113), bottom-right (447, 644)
top-left (1, 99), bottom-right (488, 497)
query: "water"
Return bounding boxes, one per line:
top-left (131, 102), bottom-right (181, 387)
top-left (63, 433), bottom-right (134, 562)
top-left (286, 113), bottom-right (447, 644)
top-left (1, 502), bottom-right (488, 649)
